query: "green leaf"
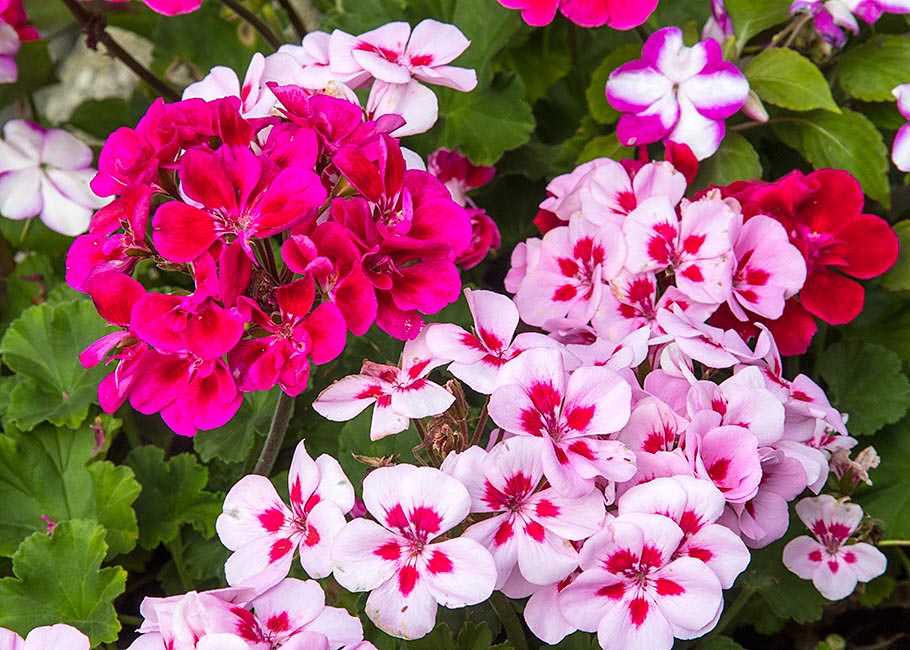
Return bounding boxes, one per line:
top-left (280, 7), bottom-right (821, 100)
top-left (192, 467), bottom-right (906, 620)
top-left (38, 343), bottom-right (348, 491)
top-left (336, 409), bottom-right (419, 488)
top-left (435, 74), bottom-right (535, 166)
top-left (698, 636), bottom-right (746, 650)
top-left (194, 388), bottom-right (277, 464)
top-left (772, 108), bottom-right (891, 207)
top-left (0, 520), bottom-right (126, 645)
top-left (0, 253), bottom-right (62, 332)
top-left (861, 416), bottom-right (910, 538)
top-left (501, 29), bottom-right (571, 104)
top-left (818, 340), bottom-right (910, 436)
top-left (0, 41), bottom-right (56, 110)
top-left (585, 44), bottom-right (642, 125)
top-left (0, 424), bottom-right (139, 558)
top-left (882, 221), bottom-right (910, 291)
top-left (724, 0), bottom-right (791, 47)
top-left (449, 0), bottom-right (524, 84)
top-left (843, 288), bottom-right (910, 362)
top-left (0, 299), bottom-right (110, 430)
top-left (576, 133), bottom-right (633, 165)
top-left (857, 575), bottom-right (896, 607)
top-left (838, 35), bottom-right (910, 102)
top-left (693, 132), bottom-right (762, 190)
top-left (124, 446), bottom-right (222, 549)
top-left (744, 48), bottom-right (839, 112)
top-left (68, 99), bottom-right (136, 140)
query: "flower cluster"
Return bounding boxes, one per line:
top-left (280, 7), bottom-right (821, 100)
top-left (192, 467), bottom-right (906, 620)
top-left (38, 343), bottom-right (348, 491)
top-left (494, 0), bottom-right (657, 29)
top-left (184, 19), bottom-right (477, 137)
top-left (606, 27), bottom-right (750, 160)
top-left (790, 0), bottom-right (910, 47)
top-left (69, 30), bottom-right (483, 436)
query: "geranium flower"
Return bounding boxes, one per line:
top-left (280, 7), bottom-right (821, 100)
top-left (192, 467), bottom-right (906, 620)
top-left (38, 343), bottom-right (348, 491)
top-left (892, 83), bottom-right (910, 171)
top-left (496, 0), bottom-right (657, 28)
top-left (0, 120), bottom-right (108, 236)
top-left (331, 465), bottom-right (496, 639)
top-left (783, 495), bottom-right (886, 600)
top-left (606, 28), bottom-right (749, 160)
top-left (0, 625), bottom-right (90, 650)
top-left (99, 0), bottom-right (203, 17)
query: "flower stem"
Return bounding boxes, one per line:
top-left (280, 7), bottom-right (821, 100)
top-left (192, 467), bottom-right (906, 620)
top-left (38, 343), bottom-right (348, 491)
top-left (490, 591), bottom-right (528, 650)
top-left (219, 0), bottom-right (282, 50)
top-left (59, 0), bottom-right (180, 101)
top-left (710, 584), bottom-right (757, 638)
top-left (878, 539), bottom-right (910, 546)
top-left (253, 391), bottom-right (296, 476)
top-left (165, 528), bottom-right (194, 592)
top-left (276, 0), bottom-right (307, 39)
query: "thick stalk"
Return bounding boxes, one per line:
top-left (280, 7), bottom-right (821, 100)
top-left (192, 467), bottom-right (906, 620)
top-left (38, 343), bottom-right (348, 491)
top-left (253, 391), bottom-right (296, 475)
top-left (276, 0), bottom-right (307, 39)
top-left (219, 0), bottom-right (282, 50)
top-left (59, 0), bottom-right (180, 101)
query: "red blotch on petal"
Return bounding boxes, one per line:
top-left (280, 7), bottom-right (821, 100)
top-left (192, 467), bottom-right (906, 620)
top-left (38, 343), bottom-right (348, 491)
top-left (809, 549), bottom-right (823, 562)
top-left (640, 544), bottom-right (663, 568)
top-left (687, 546), bottom-right (714, 563)
top-left (565, 405), bottom-right (595, 432)
top-left (553, 284), bottom-right (578, 302)
top-left (398, 565), bottom-right (419, 596)
top-left (680, 264), bottom-right (704, 283)
top-left (258, 507), bottom-right (285, 533)
top-left (495, 521), bottom-right (514, 546)
top-left (426, 550), bottom-right (454, 574)
top-left (606, 548), bottom-right (637, 574)
top-left (629, 597), bottom-right (649, 627)
top-left (707, 458), bottom-right (730, 483)
top-left (568, 439), bottom-right (596, 460)
top-left (411, 506), bottom-right (444, 536)
top-left (303, 525), bottom-right (320, 547)
top-left (843, 551), bottom-right (857, 564)
top-left (269, 538), bottom-right (293, 562)
top-left (375, 541), bottom-right (401, 561)
top-left (596, 582), bottom-right (626, 600)
top-left (525, 520), bottom-right (546, 542)
top-left (535, 499), bottom-right (560, 518)
top-left (655, 578), bottom-right (685, 596)
top-left (267, 612), bottom-right (290, 633)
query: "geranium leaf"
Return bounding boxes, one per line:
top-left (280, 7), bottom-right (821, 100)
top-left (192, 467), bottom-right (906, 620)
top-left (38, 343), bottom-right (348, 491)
top-left (0, 299), bottom-right (110, 431)
top-left (0, 424), bottom-right (139, 558)
top-left (838, 35), bottom-right (910, 102)
top-left (576, 133), bottom-right (633, 165)
top-left (772, 108), bottom-right (890, 207)
top-left (818, 340), bottom-right (910, 436)
top-left (744, 48), bottom-right (839, 112)
top-left (585, 44), bottom-right (642, 125)
top-left (882, 221), bottom-right (910, 292)
top-left (693, 132), bottom-right (762, 189)
top-left (861, 416), bottom-right (910, 539)
top-left (724, 0), bottom-right (791, 47)
top-left (0, 520), bottom-right (126, 645)
top-left (124, 446), bottom-right (222, 549)
top-left (194, 387), bottom-right (277, 464)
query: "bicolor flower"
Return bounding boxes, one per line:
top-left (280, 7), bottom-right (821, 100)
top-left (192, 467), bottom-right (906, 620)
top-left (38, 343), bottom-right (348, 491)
top-left (217, 440), bottom-right (355, 590)
top-left (606, 27), bottom-right (749, 160)
top-left (783, 495), bottom-right (886, 600)
top-left (0, 120), bottom-right (108, 236)
top-left (331, 465), bottom-right (497, 639)
top-left (892, 83), bottom-right (910, 172)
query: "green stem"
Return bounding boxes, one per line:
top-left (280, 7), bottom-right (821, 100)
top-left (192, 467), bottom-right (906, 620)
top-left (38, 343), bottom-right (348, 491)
top-left (490, 591), bottom-right (528, 650)
top-left (711, 585), bottom-right (757, 638)
top-left (276, 0), bottom-right (307, 39)
top-left (469, 400), bottom-right (489, 448)
top-left (59, 0), bottom-right (180, 101)
top-left (166, 529), bottom-right (194, 592)
top-left (878, 539), bottom-right (910, 546)
top-left (219, 0), bottom-right (282, 50)
top-left (253, 391), bottom-right (296, 476)
top-left (17, 217), bottom-right (34, 246)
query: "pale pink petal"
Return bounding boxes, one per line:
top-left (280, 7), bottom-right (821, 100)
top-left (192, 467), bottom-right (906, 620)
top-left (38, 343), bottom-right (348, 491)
top-left (421, 538), bottom-right (496, 607)
top-left (462, 513), bottom-right (520, 588)
top-left (652, 557), bottom-right (723, 636)
top-left (564, 365), bottom-right (632, 435)
top-left (891, 122), bottom-right (910, 171)
top-left (367, 80), bottom-right (438, 137)
top-left (405, 19), bottom-right (470, 67)
top-left (313, 375), bottom-right (383, 422)
top-left (0, 629), bottom-right (24, 650)
top-left (524, 581), bottom-right (577, 644)
top-left (314, 454), bottom-right (356, 512)
top-left (223, 536), bottom-right (294, 590)
top-left (298, 501), bottom-right (348, 579)
top-left (39, 173), bottom-right (94, 236)
top-left (782, 536), bottom-right (824, 580)
top-left (811, 555), bottom-right (861, 600)
top-left (683, 524), bottom-right (751, 588)
top-left (515, 523), bottom-right (580, 585)
top-left (0, 167), bottom-right (42, 219)
top-left (389, 380), bottom-right (455, 420)
top-left (22, 625), bottom-right (90, 650)
top-left (217, 474), bottom-right (290, 550)
top-left (331, 518), bottom-right (401, 592)
top-left (250, 578), bottom-right (326, 629)
top-left (195, 634), bottom-right (251, 650)
top-left (305, 606), bottom-right (365, 649)
top-left (558, 569), bottom-right (619, 633)
top-left (413, 64), bottom-right (477, 92)
top-left (842, 543), bottom-right (887, 584)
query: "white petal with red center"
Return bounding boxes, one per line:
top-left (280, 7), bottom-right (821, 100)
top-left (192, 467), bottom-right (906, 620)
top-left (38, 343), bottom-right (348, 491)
top-left (305, 606), bottom-right (365, 649)
top-left (390, 380), bottom-right (455, 421)
top-left (795, 494), bottom-right (863, 534)
top-left (412, 63), bottom-right (476, 92)
top-left (331, 518), bottom-right (402, 592)
top-left (362, 465), bottom-right (471, 540)
top-left (558, 569), bottom-right (624, 633)
top-left (563, 365), bottom-right (632, 435)
top-left (313, 375), bottom-right (386, 422)
top-left (530, 488), bottom-right (605, 540)
top-left (218, 475), bottom-right (291, 549)
top-left (223, 535), bottom-right (295, 590)
top-left (250, 578), bottom-right (326, 633)
top-left (682, 524), bottom-right (750, 588)
top-left (405, 19), bottom-right (470, 67)
top-left (540, 438), bottom-right (596, 497)
top-left (425, 323), bottom-right (487, 364)
top-left (368, 402), bottom-right (411, 440)
top-left (491, 348), bottom-right (567, 430)
top-left (483, 437), bottom-right (545, 502)
top-left (298, 500), bottom-right (348, 578)
top-left (365, 569), bottom-right (438, 639)
top-left (841, 543), bottom-right (887, 584)
top-left (314, 454), bottom-right (355, 513)
top-left (287, 442), bottom-right (321, 516)
top-left (463, 513), bottom-right (520, 588)
top-left (421, 537), bottom-right (496, 607)
top-left (350, 22), bottom-right (411, 84)
top-left (560, 437), bottom-right (637, 484)
top-left (649, 556), bottom-right (723, 636)
top-left (811, 553), bottom-right (860, 601)
top-left (467, 289), bottom-right (520, 351)
top-left (515, 520), bottom-right (579, 585)
top-left (622, 196), bottom-right (679, 274)
top-left (597, 592), bottom-right (675, 650)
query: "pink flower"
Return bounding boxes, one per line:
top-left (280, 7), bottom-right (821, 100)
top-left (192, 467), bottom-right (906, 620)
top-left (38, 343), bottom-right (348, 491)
top-left (312, 330), bottom-right (455, 440)
top-left (100, 0), bottom-right (203, 17)
top-left (427, 148), bottom-right (495, 207)
top-left (783, 495), bottom-right (886, 600)
top-left (0, 625), bottom-right (90, 650)
top-left (0, 20), bottom-right (20, 84)
top-left (217, 440), bottom-right (355, 590)
top-left (0, 120), bottom-right (108, 236)
top-left (489, 348), bottom-right (636, 497)
top-left (497, 0), bottom-right (657, 28)
top-left (607, 28), bottom-right (749, 160)
top-left (559, 512), bottom-right (724, 650)
top-left (892, 83), bottom-right (910, 171)
top-left (331, 465), bottom-right (496, 639)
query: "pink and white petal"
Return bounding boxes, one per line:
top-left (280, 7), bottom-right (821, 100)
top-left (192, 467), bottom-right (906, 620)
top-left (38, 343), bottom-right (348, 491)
top-left (463, 514), bottom-right (520, 588)
top-left (666, 97), bottom-right (725, 160)
top-left (425, 323), bottom-right (486, 364)
top-left (363, 465), bottom-right (471, 538)
top-left (564, 365), bottom-right (632, 435)
top-left (298, 500), bottom-right (348, 578)
top-left (0, 167), bottom-right (42, 219)
top-left (366, 80), bottom-right (438, 138)
top-left (406, 19), bottom-right (470, 66)
top-left (351, 23), bottom-right (412, 84)
top-left (677, 65), bottom-right (749, 121)
top-left (615, 94), bottom-right (680, 147)
top-left (331, 518), bottom-right (402, 592)
top-left (40, 129), bottom-right (94, 170)
top-left (223, 536), bottom-right (295, 591)
top-left (493, 346), bottom-right (566, 400)
top-left (218, 475), bottom-right (290, 549)
top-left (893, 122), bottom-right (910, 172)
top-left (607, 62), bottom-right (674, 113)
top-left (795, 495), bottom-right (863, 533)
top-left (413, 64), bottom-right (477, 92)
top-left (597, 593), bottom-right (675, 650)
top-left (2, 120), bottom-right (44, 161)
top-left (782, 535), bottom-right (824, 580)
top-left (811, 556), bottom-right (860, 600)
top-left (39, 174), bottom-right (93, 236)
top-left (421, 537), bottom-right (497, 607)
top-left (524, 581), bottom-right (577, 644)
top-left (485, 437), bottom-right (546, 496)
top-left (250, 577), bottom-right (326, 630)
top-left (365, 572), bottom-right (438, 640)
top-left (647, 28), bottom-right (708, 80)
top-left (45, 168), bottom-right (108, 209)
top-left (390, 380), bottom-right (455, 420)
top-left (540, 440), bottom-right (596, 498)
top-left (558, 570), bottom-right (624, 633)
top-left (314, 454), bottom-right (356, 512)
top-left (615, 513), bottom-right (686, 565)
top-left (841, 543), bottom-right (887, 584)
top-left (0, 629), bottom-right (23, 650)
top-left (515, 523), bottom-right (579, 585)
top-left (369, 403), bottom-right (411, 440)
top-left (439, 445), bottom-right (489, 510)
top-left (530, 488), bottom-right (606, 540)
top-left (467, 289), bottom-right (521, 352)
top-left (22, 625), bottom-right (90, 650)
top-left (288, 441), bottom-right (322, 514)
top-left (651, 557), bottom-right (723, 635)
top-left (683, 525), bottom-right (751, 588)
top-left (305, 606), bottom-right (365, 649)
top-left (622, 195), bottom-right (679, 274)
top-left (312, 375), bottom-right (383, 422)
top-left (194, 634), bottom-right (252, 650)
top-left (275, 632), bottom-right (330, 650)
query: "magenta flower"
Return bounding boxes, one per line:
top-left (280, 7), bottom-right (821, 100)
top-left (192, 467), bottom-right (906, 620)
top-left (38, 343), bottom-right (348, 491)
top-left (559, 512), bottom-right (724, 650)
top-left (0, 120), bottom-right (108, 236)
top-left (497, 0), bottom-right (657, 28)
top-left (892, 83), bottom-right (910, 171)
top-left (783, 495), bottom-right (886, 600)
top-left (606, 28), bottom-right (749, 160)
top-left (0, 625), bottom-right (90, 650)
top-left (217, 440), bottom-right (355, 590)
top-left (331, 465), bottom-right (496, 640)
top-left (0, 20), bottom-right (19, 83)
top-left (100, 0), bottom-right (203, 17)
